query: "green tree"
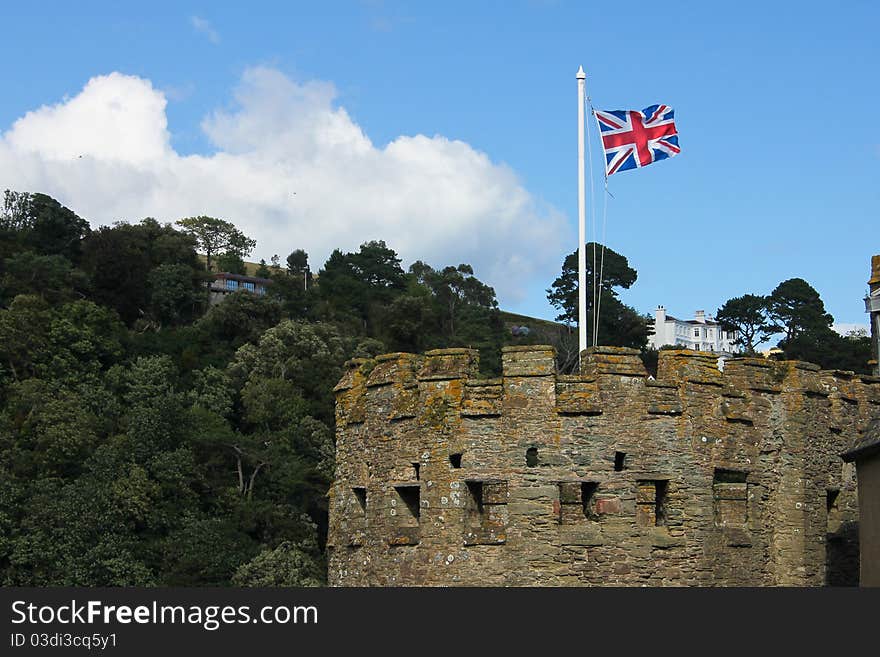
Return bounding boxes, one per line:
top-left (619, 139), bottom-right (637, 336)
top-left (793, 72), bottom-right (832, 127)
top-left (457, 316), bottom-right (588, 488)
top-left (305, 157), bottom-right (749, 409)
top-left (232, 535), bottom-right (324, 587)
top-left (1, 191), bottom-right (91, 263)
top-left (0, 251), bottom-right (87, 306)
top-left (81, 218), bottom-right (203, 325)
top-left (147, 264), bottom-right (206, 327)
top-left (176, 216), bottom-right (256, 272)
top-left (411, 262), bottom-right (497, 338)
top-left (255, 259), bottom-right (271, 278)
top-left (215, 252), bottom-right (247, 275)
top-left (546, 243), bottom-right (648, 350)
top-left (715, 294), bottom-right (774, 354)
top-left (768, 278), bottom-right (833, 343)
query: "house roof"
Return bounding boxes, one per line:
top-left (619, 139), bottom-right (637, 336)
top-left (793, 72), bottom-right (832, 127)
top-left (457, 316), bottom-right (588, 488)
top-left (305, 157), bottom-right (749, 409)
top-left (213, 272), bottom-right (272, 285)
top-left (842, 415), bottom-right (880, 462)
top-left (663, 315), bottom-right (721, 327)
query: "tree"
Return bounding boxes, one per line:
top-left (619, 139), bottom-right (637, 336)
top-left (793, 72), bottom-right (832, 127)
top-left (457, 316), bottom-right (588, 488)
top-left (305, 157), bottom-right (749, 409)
top-left (147, 264), bottom-right (207, 327)
top-left (286, 249), bottom-right (309, 274)
top-left (231, 535), bottom-right (324, 587)
top-left (767, 278), bottom-right (833, 343)
top-left (215, 252), bottom-right (246, 275)
top-left (715, 294), bottom-right (774, 354)
top-left (81, 219), bottom-right (203, 326)
top-left (317, 241), bottom-right (407, 327)
top-left (547, 242), bottom-right (638, 325)
top-left (0, 251), bottom-right (87, 306)
top-left (412, 262), bottom-right (497, 338)
top-left (1, 192), bottom-right (91, 263)
top-left (546, 243), bottom-right (648, 349)
top-left (176, 216), bottom-right (256, 272)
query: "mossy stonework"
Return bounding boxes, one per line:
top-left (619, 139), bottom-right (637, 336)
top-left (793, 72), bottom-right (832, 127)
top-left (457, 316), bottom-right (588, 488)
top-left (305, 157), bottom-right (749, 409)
top-left (328, 345), bottom-right (878, 586)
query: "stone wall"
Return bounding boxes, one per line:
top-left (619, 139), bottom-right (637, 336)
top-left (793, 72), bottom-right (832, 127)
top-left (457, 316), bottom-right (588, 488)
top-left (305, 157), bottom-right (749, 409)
top-left (328, 345), bottom-right (880, 586)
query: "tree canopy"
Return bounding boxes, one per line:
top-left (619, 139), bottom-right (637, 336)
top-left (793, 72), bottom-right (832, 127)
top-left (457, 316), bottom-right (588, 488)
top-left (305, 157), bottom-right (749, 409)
top-left (546, 242), bottom-right (649, 359)
top-left (176, 216), bottom-right (256, 272)
top-left (0, 190), bottom-right (515, 586)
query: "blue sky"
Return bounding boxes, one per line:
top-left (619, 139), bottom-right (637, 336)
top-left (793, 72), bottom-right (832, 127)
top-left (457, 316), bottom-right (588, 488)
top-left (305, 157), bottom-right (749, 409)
top-left (1, 1), bottom-right (877, 334)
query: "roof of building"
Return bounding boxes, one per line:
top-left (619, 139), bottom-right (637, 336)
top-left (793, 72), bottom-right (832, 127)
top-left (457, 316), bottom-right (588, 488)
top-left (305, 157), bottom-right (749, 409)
top-left (842, 415), bottom-right (880, 462)
top-left (213, 272), bottom-right (272, 285)
top-left (662, 315), bottom-right (721, 327)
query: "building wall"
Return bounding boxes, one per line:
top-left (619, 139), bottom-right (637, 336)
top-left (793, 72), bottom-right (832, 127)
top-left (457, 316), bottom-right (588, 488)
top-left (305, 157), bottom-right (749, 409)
top-left (855, 455), bottom-right (880, 586)
top-left (328, 345), bottom-right (877, 586)
top-left (649, 307), bottom-right (738, 354)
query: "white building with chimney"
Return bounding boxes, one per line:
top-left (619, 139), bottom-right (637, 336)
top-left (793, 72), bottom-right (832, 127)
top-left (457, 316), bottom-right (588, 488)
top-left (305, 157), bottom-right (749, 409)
top-left (649, 306), bottom-right (741, 354)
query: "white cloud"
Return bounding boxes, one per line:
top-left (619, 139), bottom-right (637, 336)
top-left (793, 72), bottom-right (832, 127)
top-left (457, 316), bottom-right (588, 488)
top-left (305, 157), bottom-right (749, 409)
top-left (0, 67), bottom-right (566, 305)
top-left (191, 16), bottom-right (220, 45)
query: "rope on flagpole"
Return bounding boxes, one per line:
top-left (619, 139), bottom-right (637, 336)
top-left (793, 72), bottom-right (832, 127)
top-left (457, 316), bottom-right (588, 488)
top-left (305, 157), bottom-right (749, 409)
top-left (586, 95), bottom-right (610, 347)
top-left (595, 177), bottom-right (610, 346)
top-left (584, 89), bottom-right (598, 350)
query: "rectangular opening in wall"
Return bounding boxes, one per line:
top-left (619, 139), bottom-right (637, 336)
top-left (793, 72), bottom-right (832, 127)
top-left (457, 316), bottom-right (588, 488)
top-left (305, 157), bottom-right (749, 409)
top-left (654, 480), bottom-right (668, 526)
top-left (558, 481), bottom-right (599, 524)
top-left (389, 483), bottom-right (421, 546)
top-left (464, 479), bottom-right (507, 545)
top-left (713, 469), bottom-right (748, 528)
top-left (826, 489), bottom-right (839, 513)
top-left (466, 481), bottom-right (483, 515)
top-left (449, 453), bottom-right (462, 469)
top-left (394, 484), bottom-right (420, 523)
top-left (412, 463), bottom-right (420, 480)
top-left (352, 486), bottom-right (367, 513)
top-left (582, 482), bottom-right (599, 518)
top-left (614, 451), bottom-right (626, 472)
top-left (526, 447), bottom-right (538, 467)
top-left (636, 480), bottom-right (669, 527)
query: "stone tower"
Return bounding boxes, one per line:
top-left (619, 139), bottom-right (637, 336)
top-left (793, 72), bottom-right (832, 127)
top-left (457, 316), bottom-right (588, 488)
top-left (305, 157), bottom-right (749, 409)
top-left (328, 346), bottom-right (877, 586)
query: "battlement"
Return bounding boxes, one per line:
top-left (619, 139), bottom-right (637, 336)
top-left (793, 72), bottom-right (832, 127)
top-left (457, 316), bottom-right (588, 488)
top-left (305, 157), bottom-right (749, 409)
top-left (329, 345), bottom-right (876, 586)
top-left (334, 345), bottom-right (880, 428)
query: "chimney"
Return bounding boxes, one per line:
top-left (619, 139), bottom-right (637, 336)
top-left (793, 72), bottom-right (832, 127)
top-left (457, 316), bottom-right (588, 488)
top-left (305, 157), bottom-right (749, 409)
top-left (695, 310), bottom-right (705, 323)
top-left (656, 305), bottom-right (666, 324)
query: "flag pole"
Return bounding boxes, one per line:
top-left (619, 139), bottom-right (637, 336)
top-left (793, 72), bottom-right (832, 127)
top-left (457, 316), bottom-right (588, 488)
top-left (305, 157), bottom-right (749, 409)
top-left (576, 66), bottom-right (587, 362)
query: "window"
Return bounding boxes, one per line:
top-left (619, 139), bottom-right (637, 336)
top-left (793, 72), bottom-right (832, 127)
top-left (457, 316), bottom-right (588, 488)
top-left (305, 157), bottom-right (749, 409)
top-left (558, 481), bottom-right (599, 523)
top-left (636, 480), bottom-right (668, 527)
top-left (244, 281), bottom-right (255, 291)
top-left (464, 480), bottom-right (508, 545)
top-left (347, 486), bottom-right (367, 546)
top-left (449, 453), bottom-right (462, 469)
top-left (614, 451), bottom-right (626, 471)
top-left (389, 484), bottom-right (421, 545)
top-left (526, 447), bottom-right (538, 467)
top-left (694, 328), bottom-right (700, 337)
top-left (225, 279), bottom-right (238, 290)
top-left (713, 469), bottom-right (748, 527)
top-left (352, 486), bottom-right (367, 513)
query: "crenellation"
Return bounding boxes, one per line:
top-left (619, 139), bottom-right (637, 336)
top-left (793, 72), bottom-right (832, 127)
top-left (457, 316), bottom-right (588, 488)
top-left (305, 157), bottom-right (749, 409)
top-left (329, 344), bottom-right (871, 586)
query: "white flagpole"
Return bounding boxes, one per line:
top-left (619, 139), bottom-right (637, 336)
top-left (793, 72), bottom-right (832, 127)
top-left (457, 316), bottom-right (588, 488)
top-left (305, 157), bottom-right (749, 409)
top-left (576, 66), bottom-right (587, 360)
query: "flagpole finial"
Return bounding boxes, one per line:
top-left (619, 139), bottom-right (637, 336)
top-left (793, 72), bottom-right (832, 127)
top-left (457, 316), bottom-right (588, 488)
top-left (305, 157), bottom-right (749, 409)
top-left (576, 65), bottom-right (586, 79)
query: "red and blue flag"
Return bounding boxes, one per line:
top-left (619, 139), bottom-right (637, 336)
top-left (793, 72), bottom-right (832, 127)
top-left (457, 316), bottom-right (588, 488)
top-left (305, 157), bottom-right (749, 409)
top-left (595, 105), bottom-right (680, 176)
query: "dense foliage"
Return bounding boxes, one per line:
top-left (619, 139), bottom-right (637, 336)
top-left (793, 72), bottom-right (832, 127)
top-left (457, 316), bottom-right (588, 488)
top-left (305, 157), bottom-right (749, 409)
top-left (546, 242), bottom-right (650, 371)
top-left (716, 278), bottom-right (871, 371)
top-left (0, 192), bottom-right (510, 586)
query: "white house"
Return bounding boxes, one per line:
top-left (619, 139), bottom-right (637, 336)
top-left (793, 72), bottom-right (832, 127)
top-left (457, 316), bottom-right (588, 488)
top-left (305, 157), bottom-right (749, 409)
top-left (649, 306), bottom-right (740, 354)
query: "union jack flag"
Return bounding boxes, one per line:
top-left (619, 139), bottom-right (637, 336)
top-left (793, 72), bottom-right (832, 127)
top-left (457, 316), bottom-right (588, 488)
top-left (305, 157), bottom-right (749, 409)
top-left (595, 104), bottom-right (680, 176)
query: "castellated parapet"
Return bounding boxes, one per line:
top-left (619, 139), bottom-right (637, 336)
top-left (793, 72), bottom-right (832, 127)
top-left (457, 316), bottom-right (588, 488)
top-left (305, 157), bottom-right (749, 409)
top-left (328, 346), bottom-right (880, 586)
